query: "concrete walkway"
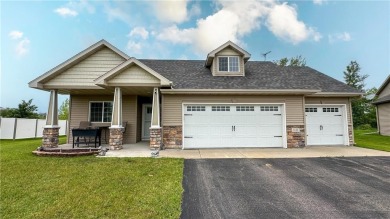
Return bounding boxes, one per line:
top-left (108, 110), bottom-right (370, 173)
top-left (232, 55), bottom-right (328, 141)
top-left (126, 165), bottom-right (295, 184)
top-left (159, 146), bottom-right (390, 159)
top-left (60, 143), bottom-right (390, 158)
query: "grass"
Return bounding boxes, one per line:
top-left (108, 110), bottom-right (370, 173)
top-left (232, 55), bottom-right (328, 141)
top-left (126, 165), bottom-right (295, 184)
top-left (354, 128), bottom-right (390, 152)
top-left (0, 137), bottom-right (184, 219)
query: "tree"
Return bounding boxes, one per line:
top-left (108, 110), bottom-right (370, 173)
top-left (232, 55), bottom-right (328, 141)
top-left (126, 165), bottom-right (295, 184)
top-left (0, 99), bottom-right (40, 119)
top-left (343, 61), bottom-right (368, 91)
top-left (274, 55), bottom-right (306, 67)
top-left (343, 61), bottom-right (376, 128)
top-left (58, 98), bottom-right (69, 120)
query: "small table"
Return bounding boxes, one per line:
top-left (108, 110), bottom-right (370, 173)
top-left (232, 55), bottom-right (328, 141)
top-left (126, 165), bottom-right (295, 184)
top-left (93, 125), bottom-right (110, 144)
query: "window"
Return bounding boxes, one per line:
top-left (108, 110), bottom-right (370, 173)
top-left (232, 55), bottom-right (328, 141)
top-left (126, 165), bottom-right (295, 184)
top-left (187, 106), bottom-right (205, 111)
top-left (212, 106), bottom-right (230, 111)
top-left (260, 106), bottom-right (279, 111)
top-left (218, 56), bottom-right (239, 72)
top-left (90, 102), bottom-right (113, 122)
top-left (305, 108), bottom-right (317, 112)
top-left (323, 107), bottom-right (339, 113)
top-left (236, 106), bottom-right (254, 111)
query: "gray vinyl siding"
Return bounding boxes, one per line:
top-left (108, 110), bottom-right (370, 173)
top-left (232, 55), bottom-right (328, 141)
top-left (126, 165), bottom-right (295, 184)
top-left (45, 47), bottom-right (125, 87)
top-left (305, 97), bottom-right (353, 125)
top-left (378, 103), bottom-right (390, 136)
top-left (161, 95), bottom-right (304, 126)
top-left (67, 95), bottom-right (137, 144)
top-left (378, 82), bottom-right (390, 98)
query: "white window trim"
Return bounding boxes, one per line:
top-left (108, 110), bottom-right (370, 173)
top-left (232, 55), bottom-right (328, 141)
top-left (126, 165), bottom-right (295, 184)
top-left (88, 101), bottom-right (113, 123)
top-left (218, 56), bottom-right (240, 72)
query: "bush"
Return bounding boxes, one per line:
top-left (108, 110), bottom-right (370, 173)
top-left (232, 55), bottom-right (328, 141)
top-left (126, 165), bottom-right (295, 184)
top-left (357, 124), bottom-right (372, 130)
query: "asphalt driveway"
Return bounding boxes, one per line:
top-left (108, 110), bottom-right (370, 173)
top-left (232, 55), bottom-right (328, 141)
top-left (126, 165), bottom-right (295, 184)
top-left (181, 157), bottom-right (390, 219)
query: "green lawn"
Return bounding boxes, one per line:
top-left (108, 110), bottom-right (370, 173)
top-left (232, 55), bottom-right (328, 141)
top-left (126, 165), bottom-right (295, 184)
top-left (354, 129), bottom-right (390, 152)
top-left (0, 137), bottom-right (184, 219)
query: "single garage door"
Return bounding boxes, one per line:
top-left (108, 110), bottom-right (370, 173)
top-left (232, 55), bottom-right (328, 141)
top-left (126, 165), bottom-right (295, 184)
top-left (305, 105), bottom-right (348, 145)
top-left (183, 104), bottom-right (285, 149)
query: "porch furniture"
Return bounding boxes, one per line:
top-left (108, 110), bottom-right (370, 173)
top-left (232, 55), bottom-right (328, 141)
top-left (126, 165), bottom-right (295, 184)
top-left (72, 128), bottom-right (101, 148)
top-left (79, 121), bottom-right (91, 129)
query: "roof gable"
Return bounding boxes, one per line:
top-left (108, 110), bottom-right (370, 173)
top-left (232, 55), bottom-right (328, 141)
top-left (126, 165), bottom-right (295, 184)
top-left (29, 40), bottom-right (129, 89)
top-left (376, 74), bottom-right (390, 98)
top-left (205, 41), bottom-right (251, 67)
top-left (94, 58), bottom-right (172, 87)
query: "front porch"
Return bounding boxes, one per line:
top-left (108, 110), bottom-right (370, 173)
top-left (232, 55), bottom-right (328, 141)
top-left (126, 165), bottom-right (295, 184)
top-left (59, 141), bottom-right (153, 157)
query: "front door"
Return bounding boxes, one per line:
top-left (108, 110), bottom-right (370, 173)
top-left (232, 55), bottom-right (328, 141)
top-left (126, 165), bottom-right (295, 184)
top-left (142, 104), bottom-right (152, 140)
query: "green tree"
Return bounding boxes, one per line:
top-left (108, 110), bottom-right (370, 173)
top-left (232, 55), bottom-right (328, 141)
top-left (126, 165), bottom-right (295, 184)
top-left (0, 99), bottom-right (40, 119)
top-left (343, 61), bottom-right (376, 128)
top-left (58, 98), bottom-right (69, 120)
top-left (343, 61), bottom-right (368, 91)
top-left (274, 55), bottom-right (306, 67)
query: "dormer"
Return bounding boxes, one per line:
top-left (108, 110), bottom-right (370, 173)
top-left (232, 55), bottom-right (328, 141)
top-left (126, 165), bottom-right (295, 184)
top-left (205, 41), bottom-right (251, 76)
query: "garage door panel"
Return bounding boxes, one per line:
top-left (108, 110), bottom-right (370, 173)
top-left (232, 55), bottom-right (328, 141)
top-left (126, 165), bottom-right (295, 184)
top-left (306, 106), bottom-right (346, 146)
top-left (183, 104), bottom-right (285, 148)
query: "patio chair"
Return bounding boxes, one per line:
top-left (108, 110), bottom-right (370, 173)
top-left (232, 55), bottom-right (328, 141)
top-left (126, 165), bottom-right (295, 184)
top-left (122, 121), bottom-right (128, 133)
top-left (79, 121), bottom-right (91, 129)
top-left (77, 121), bottom-right (91, 145)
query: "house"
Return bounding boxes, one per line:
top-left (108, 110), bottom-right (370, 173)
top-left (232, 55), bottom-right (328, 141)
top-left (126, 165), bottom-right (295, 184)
top-left (29, 40), bottom-right (362, 150)
top-left (373, 75), bottom-right (390, 136)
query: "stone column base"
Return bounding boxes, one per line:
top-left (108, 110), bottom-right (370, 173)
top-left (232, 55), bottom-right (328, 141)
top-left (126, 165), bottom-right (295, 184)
top-left (287, 125), bottom-right (305, 148)
top-left (42, 127), bottom-right (60, 148)
top-left (109, 128), bottom-right (123, 150)
top-left (150, 127), bottom-right (162, 149)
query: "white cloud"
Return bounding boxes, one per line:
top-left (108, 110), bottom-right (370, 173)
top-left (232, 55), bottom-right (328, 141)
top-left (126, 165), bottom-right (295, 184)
top-left (15, 38), bottom-right (30, 56)
top-left (328, 32), bottom-right (352, 43)
top-left (313, 0), bottom-right (326, 5)
top-left (129, 27), bottom-right (149, 40)
top-left (157, 0), bottom-right (321, 54)
top-left (153, 0), bottom-right (189, 23)
top-left (69, 0), bottom-right (95, 14)
top-left (127, 40), bottom-right (142, 54)
top-left (54, 7), bottom-right (78, 17)
top-left (266, 3), bottom-right (322, 44)
top-left (9, 31), bottom-right (23, 40)
top-left (104, 5), bottom-right (132, 24)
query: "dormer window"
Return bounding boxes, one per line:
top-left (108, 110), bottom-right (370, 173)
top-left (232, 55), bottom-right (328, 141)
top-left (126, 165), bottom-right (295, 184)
top-left (218, 56), bottom-right (239, 72)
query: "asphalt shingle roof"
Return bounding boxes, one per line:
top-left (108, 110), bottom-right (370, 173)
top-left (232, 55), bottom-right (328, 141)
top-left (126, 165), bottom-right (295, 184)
top-left (139, 59), bottom-right (360, 93)
top-left (373, 94), bottom-right (390, 105)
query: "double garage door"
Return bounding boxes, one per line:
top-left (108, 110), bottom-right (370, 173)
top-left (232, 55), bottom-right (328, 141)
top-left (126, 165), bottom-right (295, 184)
top-left (183, 104), bottom-right (285, 149)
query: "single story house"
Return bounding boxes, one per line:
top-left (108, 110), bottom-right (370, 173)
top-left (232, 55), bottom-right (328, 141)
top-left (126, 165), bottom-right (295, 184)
top-left (29, 40), bottom-right (362, 150)
top-left (373, 75), bottom-right (390, 136)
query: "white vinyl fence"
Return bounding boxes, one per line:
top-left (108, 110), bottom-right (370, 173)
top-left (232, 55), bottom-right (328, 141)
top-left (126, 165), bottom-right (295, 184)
top-left (0, 118), bottom-right (68, 139)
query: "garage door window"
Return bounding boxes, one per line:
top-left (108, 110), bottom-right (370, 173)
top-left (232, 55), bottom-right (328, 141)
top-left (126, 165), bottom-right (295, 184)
top-left (187, 106), bottom-right (205, 111)
top-left (305, 108), bottom-right (317, 112)
top-left (236, 106), bottom-right (254, 111)
top-left (212, 106), bottom-right (230, 111)
top-left (323, 107), bottom-right (339, 112)
top-left (260, 106), bottom-right (278, 111)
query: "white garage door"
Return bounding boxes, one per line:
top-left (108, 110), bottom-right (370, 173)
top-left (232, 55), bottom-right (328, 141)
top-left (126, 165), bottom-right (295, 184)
top-left (305, 105), bottom-right (347, 145)
top-left (183, 104), bottom-right (285, 149)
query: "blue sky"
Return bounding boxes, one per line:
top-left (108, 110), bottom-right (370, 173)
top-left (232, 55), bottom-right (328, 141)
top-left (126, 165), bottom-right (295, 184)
top-left (1, 0), bottom-right (389, 113)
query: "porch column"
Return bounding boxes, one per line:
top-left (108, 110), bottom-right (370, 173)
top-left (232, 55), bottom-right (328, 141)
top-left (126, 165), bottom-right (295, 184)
top-left (150, 87), bottom-right (162, 149)
top-left (109, 87), bottom-right (123, 150)
top-left (42, 90), bottom-right (60, 148)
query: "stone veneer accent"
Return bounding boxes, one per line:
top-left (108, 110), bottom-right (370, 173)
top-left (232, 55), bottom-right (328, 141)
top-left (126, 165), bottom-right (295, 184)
top-left (348, 125), bottom-right (354, 146)
top-left (163, 126), bottom-right (182, 149)
top-left (150, 128), bottom-right (162, 149)
top-left (42, 127), bottom-right (60, 148)
top-left (109, 128), bottom-right (123, 150)
top-left (287, 125), bottom-right (305, 148)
